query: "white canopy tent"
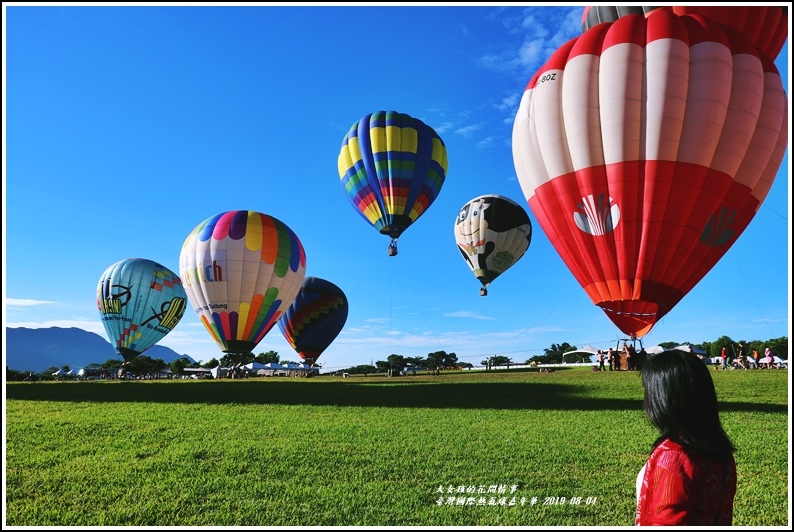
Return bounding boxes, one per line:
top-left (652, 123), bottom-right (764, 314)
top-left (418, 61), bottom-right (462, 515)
top-left (561, 345), bottom-right (599, 364)
top-left (674, 344), bottom-right (707, 355)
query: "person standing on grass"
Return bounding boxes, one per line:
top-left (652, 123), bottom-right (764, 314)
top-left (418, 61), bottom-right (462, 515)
top-left (752, 348), bottom-right (760, 369)
top-left (635, 349), bottom-right (736, 526)
top-left (735, 343), bottom-right (748, 370)
top-left (597, 350), bottom-right (605, 372)
top-left (764, 347), bottom-right (775, 369)
top-left (720, 345), bottom-right (728, 370)
top-left (607, 348), bottom-right (614, 371)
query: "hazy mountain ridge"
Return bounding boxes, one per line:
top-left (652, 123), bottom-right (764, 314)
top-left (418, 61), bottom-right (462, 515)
top-left (5, 327), bottom-right (195, 372)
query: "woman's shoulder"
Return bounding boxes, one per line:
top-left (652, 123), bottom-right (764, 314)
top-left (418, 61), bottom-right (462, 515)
top-left (652, 438), bottom-right (734, 471)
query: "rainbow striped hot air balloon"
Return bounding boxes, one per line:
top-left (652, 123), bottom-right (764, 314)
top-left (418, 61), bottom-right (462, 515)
top-left (96, 258), bottom-right (187, 363)
top-left (179, 210), bottom-right (306, 357)
top-left (338, 110), bottom-right (448, 256)
top-left (277, 276), bottom-right (349, 367)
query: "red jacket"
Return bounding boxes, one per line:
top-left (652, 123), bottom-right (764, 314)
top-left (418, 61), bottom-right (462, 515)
top-left (635, 438), bottom-right (736, 526)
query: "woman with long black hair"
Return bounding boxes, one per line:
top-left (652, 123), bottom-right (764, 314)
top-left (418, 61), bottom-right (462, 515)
top-left (635, 349), bottom-right (737, 525)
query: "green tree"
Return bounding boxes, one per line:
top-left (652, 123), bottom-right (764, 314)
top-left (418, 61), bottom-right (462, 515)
top-left (345, 364), bottom-right (376, 375)
top-left (764, 337), bottom-right (788, 360)
top-left (709, 335), bottom-right (736, 360)
top-left (100, 358), bottom-right (123, 371)
top-left (202, 358), bottom-right (219, 369)
top-left (255, 351), bottom-right (280, 364)
top-left (6, 367), bottom-right (28, 381)
top-left (403, 356), bottom-right (426, 370)
top-left (374, 360), bottom-right (391, 374)
top-left (488, 355), bottom-right (513, 368)
top-left (220, 352), bottom-right (255, 367)
top-left (426, 350), bottom-right (458, 370)
top-left (386, 354), bottom-right (406, 376)
top-left (170, 357), bottom-right (191, 376)
top-left (529, 342), bottom-right (576, 365)
top-left (128, 355), bottom-right (162, 375)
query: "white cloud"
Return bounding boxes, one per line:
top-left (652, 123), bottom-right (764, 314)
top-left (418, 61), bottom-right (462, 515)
top-left (454, 124), bottom-right (483, 137)
top-left (5, 298), bottom-right (58, 307)
top-left (476, 136), bottom-right (496, 149)
top-left (497, 93), bottom-right (520, 112)
top-left (443, 310), bottom-right (496, 320)
top-left (432, 121), bottom-right (455, 134)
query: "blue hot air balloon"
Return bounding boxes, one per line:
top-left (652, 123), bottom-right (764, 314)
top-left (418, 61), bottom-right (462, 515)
top-left (277, 276), bottom-right (349, 367)
top-left (96, 258), bottom-right (188, 363)
top-left (338, 110), bottom-right (448, 256)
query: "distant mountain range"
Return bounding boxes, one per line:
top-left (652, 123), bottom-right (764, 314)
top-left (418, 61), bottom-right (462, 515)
top-left (5, 327), bottom-right (195, 372)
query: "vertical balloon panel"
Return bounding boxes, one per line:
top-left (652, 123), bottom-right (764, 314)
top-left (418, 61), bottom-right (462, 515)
top-left (179, 210), bottom-right (306, 355)
top-left (96, 258), bottom-right (187, 362)
top-left (512, 10), bottom-right (787, 337)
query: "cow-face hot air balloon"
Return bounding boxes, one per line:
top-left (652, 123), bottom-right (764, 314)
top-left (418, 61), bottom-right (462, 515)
top-left (96, 258), bottom-right (187, 363)
top-left (512, 10), bottom-right (787, 338)
top-left (277, 276), bottom-right (349, 367)
top-left (581, 5), bottom-right (788, 61)
top-left (338, 110), bottom-right (448, 256)
top-left (179, 210), bottom-right (306, 360)
top-left (454, 194), bottom-right (532, 296)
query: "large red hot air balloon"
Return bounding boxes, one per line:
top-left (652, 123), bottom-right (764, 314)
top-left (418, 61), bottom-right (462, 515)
top-left (581, 5), bottom-right (788, 61)
top-left (512, 10), bottom-right (787, 338)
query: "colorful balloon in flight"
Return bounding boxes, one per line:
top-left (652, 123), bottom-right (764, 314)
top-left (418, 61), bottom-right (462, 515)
top-left (512, 10), bottom-right (788, 338)
top-left (581, 5), bottom-right (788, 61)
top-left (96, 258), bottom-right (188, 363)
top-left (179, 210), bottom-right (307, 357)
top-left (277, 276), bottom-right (349, 367)
top-left (454, 194), bottom-right (532, 296)
top-left (338, 110), bottom-right (448, 256)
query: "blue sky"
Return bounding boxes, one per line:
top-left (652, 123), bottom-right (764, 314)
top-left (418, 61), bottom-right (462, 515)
top-left (4, 4), bottom-right (791, 373)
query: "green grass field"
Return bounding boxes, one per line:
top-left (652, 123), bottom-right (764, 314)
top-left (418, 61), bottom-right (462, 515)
top-left (5, 367), bottom-right (790, 526)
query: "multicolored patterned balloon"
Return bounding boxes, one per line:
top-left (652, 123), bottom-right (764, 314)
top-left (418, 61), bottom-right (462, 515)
top-left (338, 110), bottom-right (448, 256)
top-left (512, 10), bottom-right (787, 337)
top-left (179, 210), bottom-right (307, 356)
top-left (96, 258), bottom-right (187, 362)
top-left (278, 276), bottom-right (349, 367)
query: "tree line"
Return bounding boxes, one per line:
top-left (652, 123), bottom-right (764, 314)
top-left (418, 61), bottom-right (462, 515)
top-left (6, 335), bottom-right (787, 381)
top-left (339, 335), bottom-right (789, 374)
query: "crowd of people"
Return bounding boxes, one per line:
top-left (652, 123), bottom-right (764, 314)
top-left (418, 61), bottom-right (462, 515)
top-left (594, 343), bottom-right (643, 372)
top-left (592, 342), bottom-right (785, 373)
top-left (716, 343), bottom-right (784, 370)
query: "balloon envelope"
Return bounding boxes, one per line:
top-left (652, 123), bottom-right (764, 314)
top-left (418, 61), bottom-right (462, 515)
top-left (179, 210), bottom-right (307, 356)
top-left (512, 11), bottom-right (787, 337)
top-left (581, 5), bottom-right (788, 61)
top-left (96, 258), bottom-right (188, 362)
top-left (454, 194), bottom-right (532, 295)
top-left (277, 276), bottom-right (349, 366)
top-left (338, 110), bottom-right (448, 254)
